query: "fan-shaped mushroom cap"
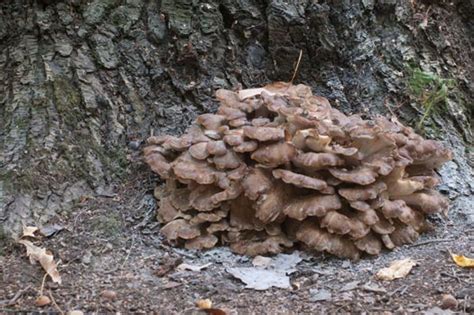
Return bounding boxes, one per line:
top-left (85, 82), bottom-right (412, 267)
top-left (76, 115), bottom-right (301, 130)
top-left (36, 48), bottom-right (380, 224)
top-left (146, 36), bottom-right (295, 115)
top-left (234, 141), bottom-right (258, 153)
top-left (296, 222), bottom-right (360, 260)
top-left (213, 150), bottom-right (241, 170)
top-left (354, 233), bottom-right (382, 255)
top-left (207, 140), bottom-right (227, 156)
top-left (230, 234), bottom-right (293, 256)
top-left (283, 194), bottom-right (341, 220)
top-left (173, 152), bottom-right (219, 185)
top-left (243, 126), bottom-right (285, 142)
top-left (272, 169), bottom-right (328, 191)
top-left (251, 142), bottom-right (296, 167)
top-left (398, 189), bottom-right (449, 214)
top-left (329, 166), bottom-right (378, 185)
top-left (189, 185), bottom-right (223, 211)
top-left (381, 199), bottom-right (425, 230)
top-left (371, 215), bottom-right (396, 235)
top-left (185, 234), bottom-right (219, 250)
top-left (196, 114), bottom-right (226, 130)
top-left (207, 220), bottom-right (229, 234)
top-left (293, 152), bottom-right (344, 170)
top-left (144, 147), bottom-right (171, 178)
top-left (160, 219), bottom-right (201, 240)
top-left (189, 142), bottom-right (210, 160)
top-left (338, 181), bottom-right (387, 201)
top-left (320, 211), bottom-right (352, 235)
top-left (390, 224), bottom-right (419, 246)
top-left (255, 183), bottom-right (290, 223)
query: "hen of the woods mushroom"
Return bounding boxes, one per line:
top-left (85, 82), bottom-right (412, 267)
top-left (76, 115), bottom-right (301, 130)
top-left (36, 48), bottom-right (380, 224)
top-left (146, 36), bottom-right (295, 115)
top-left (144, 82), bottom-right (452, 260)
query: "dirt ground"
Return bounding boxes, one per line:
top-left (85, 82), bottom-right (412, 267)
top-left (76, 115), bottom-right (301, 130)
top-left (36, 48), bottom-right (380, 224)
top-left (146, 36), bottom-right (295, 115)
top-left (1, 169), bottom-right (472, 315)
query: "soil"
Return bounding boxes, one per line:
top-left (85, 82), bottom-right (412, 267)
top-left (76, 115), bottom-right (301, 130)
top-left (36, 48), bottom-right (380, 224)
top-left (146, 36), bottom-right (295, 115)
top-left (1, 169), bottom-right (472, 314)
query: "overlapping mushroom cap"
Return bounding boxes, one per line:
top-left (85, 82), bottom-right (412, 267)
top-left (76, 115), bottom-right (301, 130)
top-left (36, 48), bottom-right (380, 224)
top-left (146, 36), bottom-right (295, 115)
top-left (144, 82), bottom-right (452, 259)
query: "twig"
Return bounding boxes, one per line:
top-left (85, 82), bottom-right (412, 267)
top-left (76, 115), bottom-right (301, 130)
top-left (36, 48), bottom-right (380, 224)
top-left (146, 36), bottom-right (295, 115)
top-left (290, 49), bottom-right (303, 84)
top-left (39, 273), bottom-right (48, 296)
top-left (48, 290), bottom-right (64, 315)
top-left (0, 285), bottom-right (32, 306)
top-left (409, 238), bottom-right (453, 248)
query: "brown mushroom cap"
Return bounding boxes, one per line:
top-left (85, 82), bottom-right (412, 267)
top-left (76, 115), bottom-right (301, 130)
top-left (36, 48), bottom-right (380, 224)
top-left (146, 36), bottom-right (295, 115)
top-left (243, 126), bottom-right (285, 142)
top-left (338, 181), bottom-right (387, 201)
top-left (251, 142), bottom-right (296, 167)
top-left (398, 189), bottom-right (449, 214)
top-left (272, 169), bottom-right (328, 191)
top-left (296, 222), bottom-right (360, 260)
top-left (160, 219), bottom-right (201, 240)
top-left (293, 152), bottom-right (344, 170)
top-left (185, 234), bottom-right (219, 250)
top-left (354, 233), bottom-right (382, 255)
top-left (283, 194), bottom-right (341, 221)
top-left (329, 166), bottom-right (378, 185)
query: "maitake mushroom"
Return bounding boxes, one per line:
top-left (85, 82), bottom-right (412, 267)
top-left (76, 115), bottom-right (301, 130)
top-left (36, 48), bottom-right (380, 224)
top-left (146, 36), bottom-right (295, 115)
top-left (144, 82), bottom-right (452, 259)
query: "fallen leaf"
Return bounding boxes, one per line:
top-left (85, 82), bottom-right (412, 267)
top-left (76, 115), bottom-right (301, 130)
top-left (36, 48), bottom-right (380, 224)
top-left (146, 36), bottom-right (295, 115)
top-left (376, 258), bottom-right (417, 281)
top-left (68, 311), bottom-right (84, 315)
top-left (310, 288), bottom-right (332, 302)
top-left (227, 268), bottom-right (291, 290)
top-left (196, 298), bottom-right (212, 309)
top-left (450, 253), bottom-right (474, 268)
top-left (18, 240), bottom-right (62, 284)
top-left (226, 252), bottom-right (302, 290)
top-left (176, 262), bottom-right (212, 272)
top-left (22, 226), bottom-right (38, 238)
top-left (39, 224), bottom-right (64, 238)
top-left (340, 280), bottom-right (360, 292)
top-left (35, 295), bottom-right (51, 307)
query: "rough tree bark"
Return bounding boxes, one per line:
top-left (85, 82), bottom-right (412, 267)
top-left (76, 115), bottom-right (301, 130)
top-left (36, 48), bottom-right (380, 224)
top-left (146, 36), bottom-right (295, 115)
top-left (0, 0), bottom-right (472, 236)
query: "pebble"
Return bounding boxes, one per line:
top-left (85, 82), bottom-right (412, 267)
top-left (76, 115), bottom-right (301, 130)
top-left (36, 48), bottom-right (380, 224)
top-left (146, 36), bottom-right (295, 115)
top-left (100, 290), bottom-right (117, 300)
top-left (440, 294), bottom-right (458, 310)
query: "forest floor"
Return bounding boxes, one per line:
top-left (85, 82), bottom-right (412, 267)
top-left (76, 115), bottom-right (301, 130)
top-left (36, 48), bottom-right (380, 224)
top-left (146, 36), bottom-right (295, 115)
top-left (1, 170), bottom-right (473, 314)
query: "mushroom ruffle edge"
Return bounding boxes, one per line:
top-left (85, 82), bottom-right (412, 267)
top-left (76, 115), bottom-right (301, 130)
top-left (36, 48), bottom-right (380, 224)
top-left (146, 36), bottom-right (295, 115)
top-left (144, 82), bottom-right (452, 260)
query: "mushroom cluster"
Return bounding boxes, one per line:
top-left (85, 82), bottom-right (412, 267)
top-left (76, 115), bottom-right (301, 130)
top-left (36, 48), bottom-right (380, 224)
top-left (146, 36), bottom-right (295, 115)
top-left (144, 82), bottom-right (452, 259)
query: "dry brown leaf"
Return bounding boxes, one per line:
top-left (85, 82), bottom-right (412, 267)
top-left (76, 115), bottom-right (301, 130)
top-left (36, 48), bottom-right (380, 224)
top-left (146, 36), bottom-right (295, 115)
top-left (196, 298), bottom-right (212, 309)
top-left (18, 240), bottom-right (62, 284)
top-left (376, 258), bottom-right (417, 281)
top-left (22, 225), bottom-right (38, 238)
top-left (450, 253), bottom-right (474, 268)
top-left (35, 295), bottom-right (51, 307)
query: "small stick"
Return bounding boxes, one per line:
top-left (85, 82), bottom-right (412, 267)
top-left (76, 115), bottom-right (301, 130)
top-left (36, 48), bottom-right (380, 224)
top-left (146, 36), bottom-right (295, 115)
top-left (290, 49), bottom-right (303, 84)
top-left (0, 285), bottom-right (32, 306)
top-left (48, 290), bottom-right (64, 315)
top-left (409, 238), bottom-right (453, 248)
top-left (39, 272), bottom-right (48, 296)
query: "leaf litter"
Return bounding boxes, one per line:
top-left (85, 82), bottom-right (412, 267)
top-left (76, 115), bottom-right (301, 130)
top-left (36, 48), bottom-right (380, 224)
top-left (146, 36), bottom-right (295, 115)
top-left (376, 258), bottom-right (417, 281)
top-left (226, 251), bottom-right (302, 290)
top-left (17, 239), bottom-right (62, 284)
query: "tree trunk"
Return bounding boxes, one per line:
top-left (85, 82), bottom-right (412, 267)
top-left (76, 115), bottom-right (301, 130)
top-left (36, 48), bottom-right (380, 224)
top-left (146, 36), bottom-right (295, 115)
top-left (1, 0), bottom-right (472, 236)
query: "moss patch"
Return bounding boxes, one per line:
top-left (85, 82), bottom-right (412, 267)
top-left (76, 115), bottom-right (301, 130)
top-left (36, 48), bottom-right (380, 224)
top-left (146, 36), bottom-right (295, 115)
top-left (90, 212), bottom-right (123, 238)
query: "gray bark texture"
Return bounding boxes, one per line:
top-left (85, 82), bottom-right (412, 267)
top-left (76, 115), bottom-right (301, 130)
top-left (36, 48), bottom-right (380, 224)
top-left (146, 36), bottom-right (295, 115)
top-left (1, 0), bottom-right (473, 236)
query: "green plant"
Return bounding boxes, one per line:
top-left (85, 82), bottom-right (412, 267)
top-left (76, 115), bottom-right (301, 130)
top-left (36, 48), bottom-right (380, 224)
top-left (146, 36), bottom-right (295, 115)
top-left (408, 68), bottom-right (455, 130)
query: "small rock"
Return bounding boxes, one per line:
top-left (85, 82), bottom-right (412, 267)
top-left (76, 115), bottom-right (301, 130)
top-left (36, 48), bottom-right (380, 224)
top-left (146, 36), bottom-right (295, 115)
top-left (440, 294), bottom-right (458, 310)
top-left (310, 288), bottom-right (332, 302)
top-left (81, 251), bottom-right (92, 265)
top-left (35, 295), bottom-right (51, 307)
top-left (196, 298), bottom-right (212, 309)
top-left (100, 290), bottom-right (117, 300)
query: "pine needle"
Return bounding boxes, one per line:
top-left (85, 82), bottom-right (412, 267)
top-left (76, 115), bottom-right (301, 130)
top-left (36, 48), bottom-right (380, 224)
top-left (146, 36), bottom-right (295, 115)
top-left (290, 49), bottom-right (303, 84)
